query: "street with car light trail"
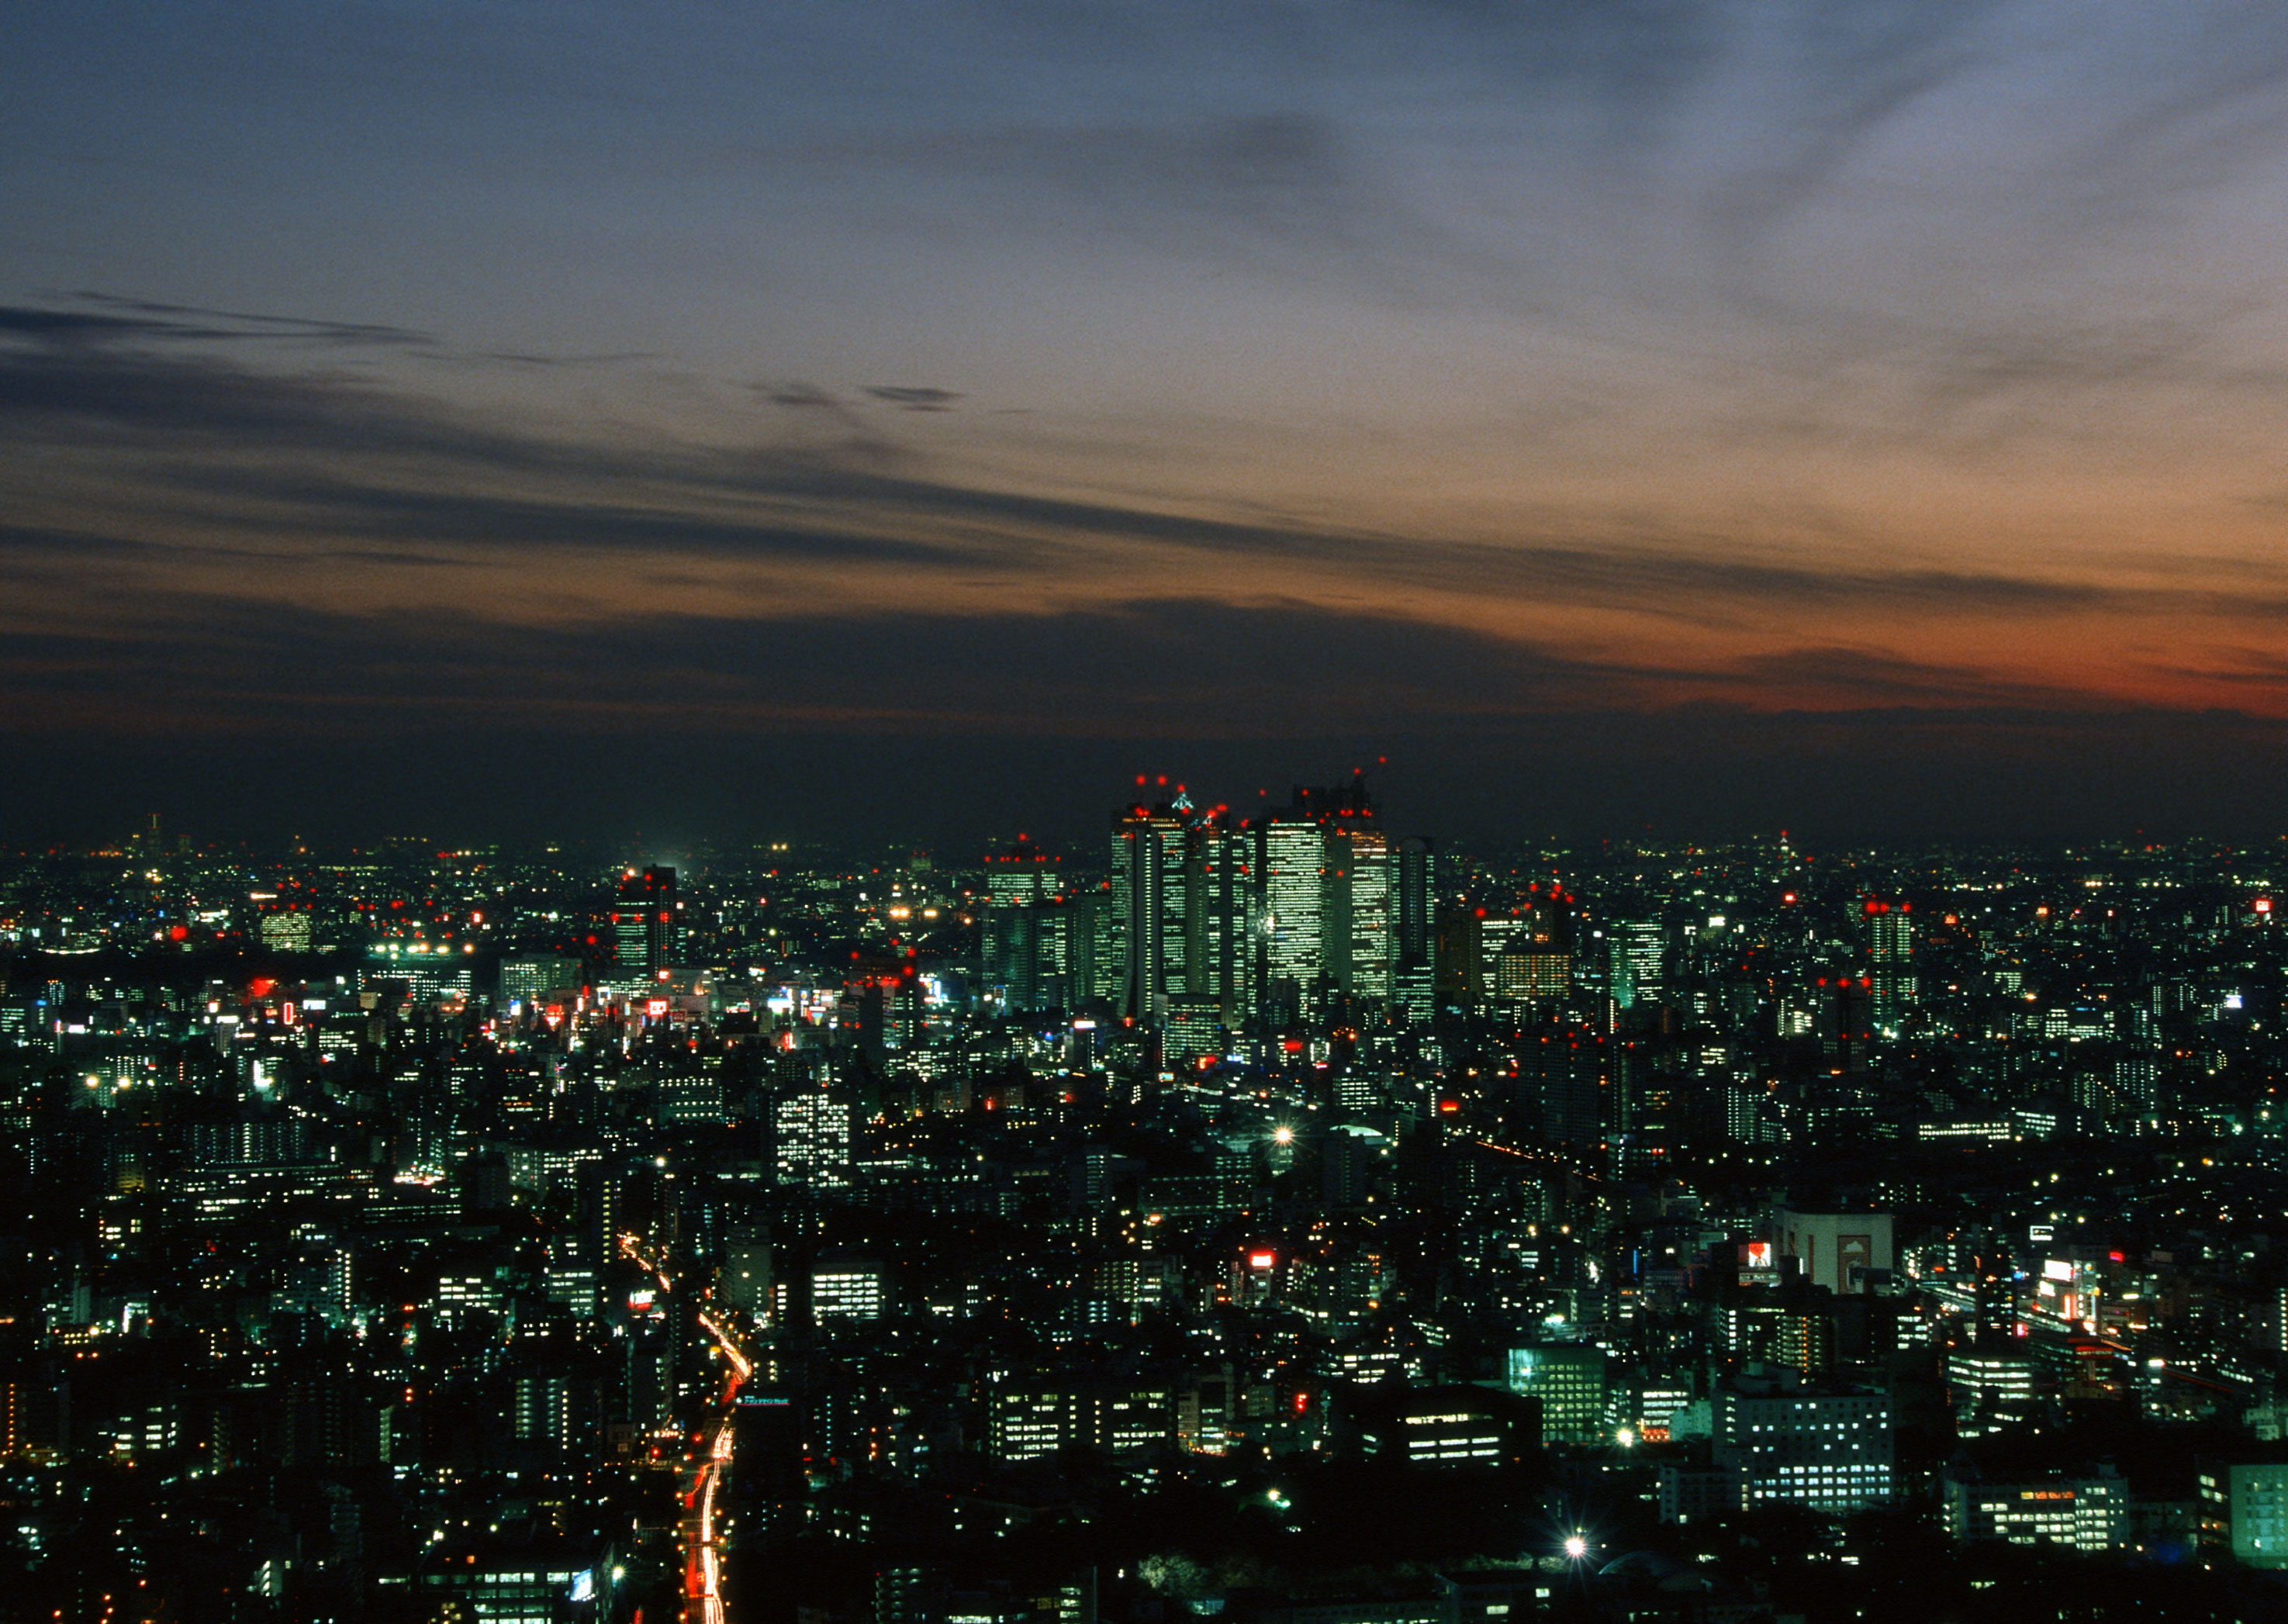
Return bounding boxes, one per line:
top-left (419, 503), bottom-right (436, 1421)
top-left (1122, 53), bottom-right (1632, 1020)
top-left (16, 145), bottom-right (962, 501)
top-left (626, 1234), bottom-right (759, 1623)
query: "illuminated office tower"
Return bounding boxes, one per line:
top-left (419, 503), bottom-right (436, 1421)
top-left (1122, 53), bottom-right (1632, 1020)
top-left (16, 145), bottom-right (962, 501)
top-left (1864, 898), bottom-right (1915, 1028)
top-left (1395, 837), bottom-right (1435, 969)
top-left (1713, 1374), bottom-right (1893, 1515)
top-left (986, 838), bottom-right (1055, 908)
top-left (1494, 889), bottom-right (1574, 1007)
top-left (257, 907), bottom-right (313, 953)
top-left (2200, 1463), bottom-right (2288, 1569)
top-left (1087, 878), bottom-right (1123, 1004)
top-left (810, 1251), bottom-right (889, 1322)
top-left (1948, 1346), bottom-right (2037, 1435)
top-left (1255, 776), bottom-right (1386, 1019)
top-left (1946, 1470), bottom-right (2127, 1551)
top-left (1163, 995), bottom-right (1225, 1064)
top-left (613, 866), bottom-right (679, 974)
top-left (1190, 811), bottom-right (1258, 1025)
top-left (1106, 821), bottom-right (1132, 1007)
top-left (2113, 1051), bottom-right (2159, 1125)
top-left (772, 1088), bottom-right (852, 1192)
top-left (1258, 807), bottom-right (1326, 1017)
top-left (1150, 795), bottom-right (1192, 996)
top-left (1112, 798), bottom-right (1191, 1022)
top-left (1612, 918), bottom-right (1664, 1009)
top-left (1036, 891), bottom-right (1095, 1011)
top-left (982, 838), bottom-right (1059, 1012)
top-left (499, 955), bottom-right (579, 1011)
top-left (1326, 826), bottom-right (1393, 1004)
top-left (1391, 838), bottom-right (1436, 1024)
top-left (1507, 1343), bottom-right (1610, 1443)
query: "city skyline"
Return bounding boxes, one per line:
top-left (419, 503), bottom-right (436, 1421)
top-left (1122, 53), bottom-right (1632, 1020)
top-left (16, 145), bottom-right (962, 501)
top-left (13, 5), bottom-right (2288, 844)
top-left (6, 817), bottom-right (2288, 1615)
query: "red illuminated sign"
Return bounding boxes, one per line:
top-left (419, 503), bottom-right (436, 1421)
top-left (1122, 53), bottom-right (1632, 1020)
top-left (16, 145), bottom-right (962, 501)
top-left (1248, 1250), bottom-right (1276, 1270)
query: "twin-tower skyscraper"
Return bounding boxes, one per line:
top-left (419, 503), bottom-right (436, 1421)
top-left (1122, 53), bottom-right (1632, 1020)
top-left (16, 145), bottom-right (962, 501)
top-left (981, 776), bottom-right (1435, 1042)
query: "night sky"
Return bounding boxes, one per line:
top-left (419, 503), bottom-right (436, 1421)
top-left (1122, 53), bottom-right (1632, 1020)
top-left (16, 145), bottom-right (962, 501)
top-left (10, 3), bottom-right (2288, 849)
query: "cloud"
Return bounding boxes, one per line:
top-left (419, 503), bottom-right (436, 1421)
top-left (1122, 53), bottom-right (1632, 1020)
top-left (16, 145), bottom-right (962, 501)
top-left (762, 382), bottom-right (845, 410)
top-left (0, 589), bottom-right (2122, 748)
top-left (51, 294), bottom-right (429, 348)
top-left (6, 297), bottom-right (2184, 621)
top-left (16, 294), bottom-right (2288, 684)
top-left (863, 385), bottom-right (963, 412)
top-left (1723, 644), bottom-right (2090, 709)
top-left (158, 468), bottom-right (1013, 568)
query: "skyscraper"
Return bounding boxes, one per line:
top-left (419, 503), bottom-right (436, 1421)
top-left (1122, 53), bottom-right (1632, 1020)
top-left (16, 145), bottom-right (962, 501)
top-left (1258, 806), bottom-right (1326, 1018)
top-left (613, 867), bottom-right (678, 976)
top-left (1395, 836), bottom-right (1435, 970)
top-left (1328, 826), bottom-right (1393, 1004)
top-left (982, 839), bottom-right (1059, 1011)
top-left (1113, 798), bottom-right (1189, 1022)
top-left (1865, 898), bottom-right (1914, 1029)
top-left (1191, 810), bottom-right (1258, 1026)
top-left (1612, 918), bottom-right (1664, 1009)
top-left (773, 1088), bottom-right (853, 1191)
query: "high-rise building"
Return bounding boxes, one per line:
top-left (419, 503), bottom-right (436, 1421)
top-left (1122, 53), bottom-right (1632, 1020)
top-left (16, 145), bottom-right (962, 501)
top-left (1190, 810), bottom-right (1258, 1025)
top-left (1163, 995), bottom-right (1224, 1064)
top-left (982, 839), bottom-right (1059, 1012)
top-left (722, 1226), bottom-right (772, 1317)
top-left (2200, 1461), bottom-right (2288, 1569)
top-left (1713, 1374), bottom-right (1892, 1514)
top-left (1507, 1343), bottom-right (1609, 1443)
top-left (1519, 1025), bottom-right (1612, 1148)
top-left (1814, 973), bottom-right (1875, 1074)
top-left (1945, 1471), bottom-right (2128, 1550)
top-left (773, 1089), bottom-right (853, 1192)
top-left (987, 1378), bottom-right (1174, 1462)
top-left (257, 908), bottom-right (313, 953)
top-left (1038, 891), bottom-right (1096, 1011)
top-left (1325, 826), bottom-right (1393, 1004)
top-left (1435, 907), bottom-right (1484, 1005)
top-left (500, 955), bottom-right (580, 1011)
top-left (1865, 898), bottom-right (1915, 1028)
top-left (1395, 837), bottom-right (1436, 971)
top-left (811, 1251), bottom-right (888, 1322)
top-left (1612, 919), bottom-right (1664, 1009)
top-left (1112, 798), bottom-right (1192, 1023)
top-left (1259, 807), bottom-right (1325, 1017)
top-left (1257, 779), bottom-right (1373, 1009)
top-left (613, 867), bottom-right (679, 976)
